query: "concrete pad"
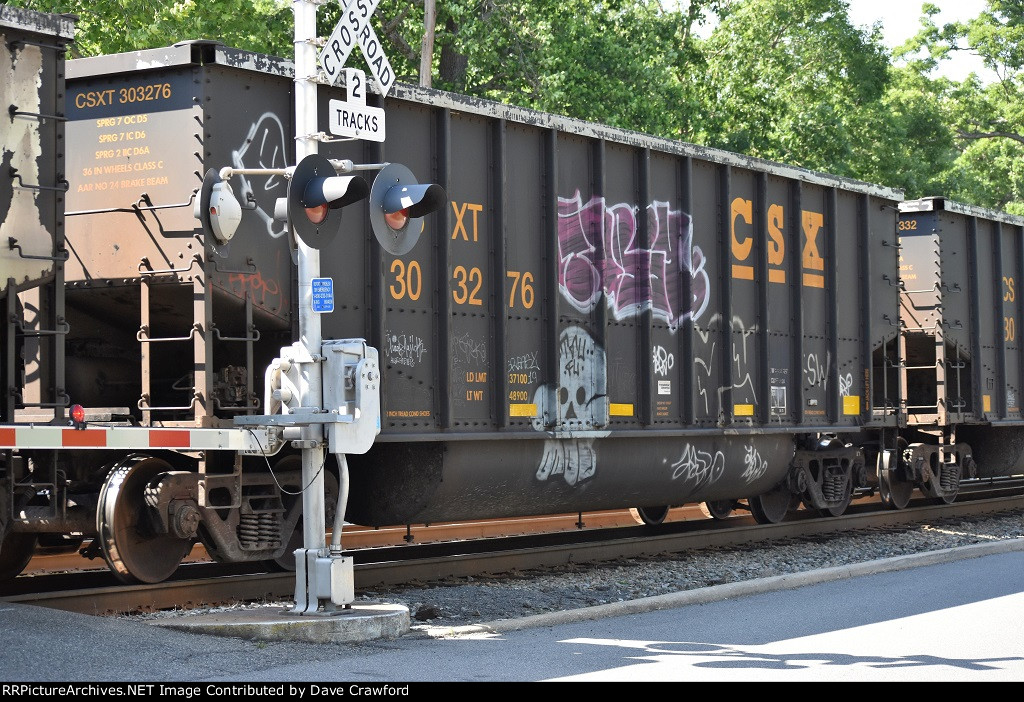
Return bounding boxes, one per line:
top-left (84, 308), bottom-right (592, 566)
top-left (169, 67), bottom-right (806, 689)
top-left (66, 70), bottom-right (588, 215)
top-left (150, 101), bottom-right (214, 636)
top-left (147, 603), bottom-right (410, 644)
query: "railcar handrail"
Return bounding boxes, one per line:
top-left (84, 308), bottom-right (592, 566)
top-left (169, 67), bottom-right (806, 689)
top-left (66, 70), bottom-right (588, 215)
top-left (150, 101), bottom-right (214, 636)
top-left (7, 237), bottom-right (69, 263)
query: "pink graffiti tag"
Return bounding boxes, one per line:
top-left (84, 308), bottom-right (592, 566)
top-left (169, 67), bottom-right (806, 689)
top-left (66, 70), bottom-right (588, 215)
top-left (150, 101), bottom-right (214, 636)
top-left (557, 192), bottom-right (709, 330)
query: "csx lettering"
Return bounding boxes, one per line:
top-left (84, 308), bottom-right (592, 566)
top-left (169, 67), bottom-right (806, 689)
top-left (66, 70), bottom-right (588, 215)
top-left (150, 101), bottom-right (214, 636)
top-left (76, 89), bottom-right (115, 108)
top-left (767, 204), bottom-right (785, 282)
top-left (801, 210), bottom-right (824, 288)
top-left (730, 198), bottom-right (754, 280)
top-left (729, 197), bottom-right (823, 288)
top-left (451, 201), bottom-right (483, 242)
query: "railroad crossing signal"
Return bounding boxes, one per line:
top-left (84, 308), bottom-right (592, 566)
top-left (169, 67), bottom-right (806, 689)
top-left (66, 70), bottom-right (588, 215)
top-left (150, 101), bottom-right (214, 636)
top-left (276, 153), bottom-right (369, 249)
top-left (369, 163), bottom-right (447, 255)
top-left (319, 0), bottom-right (395, 96)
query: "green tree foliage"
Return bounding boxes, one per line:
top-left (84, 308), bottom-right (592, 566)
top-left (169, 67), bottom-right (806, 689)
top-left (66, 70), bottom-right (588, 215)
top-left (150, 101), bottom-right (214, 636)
top-left (691, 0), bottom-right (890, 177)
top-left (8, 0), bottom-right (1024, 212)
top-left (370, 0), bottom-right (722, 140)
top-left (3, 0), bottom-right (294, 58)
top-left (898, 0), bottom-right (1024, 213)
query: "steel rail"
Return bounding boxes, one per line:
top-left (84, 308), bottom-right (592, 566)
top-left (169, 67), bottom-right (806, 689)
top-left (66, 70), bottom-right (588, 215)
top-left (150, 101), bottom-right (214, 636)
top-left (4, 492), bottom-right (1021, 616)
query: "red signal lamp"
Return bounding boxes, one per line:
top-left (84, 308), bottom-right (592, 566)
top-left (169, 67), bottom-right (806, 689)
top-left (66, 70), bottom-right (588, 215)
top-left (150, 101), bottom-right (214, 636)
top-left (305, 203), bottom-right (330, 224)
top-left (70, 404), bottom-right (86, 429)
top-left (384, 208), bottom-right (409, 231)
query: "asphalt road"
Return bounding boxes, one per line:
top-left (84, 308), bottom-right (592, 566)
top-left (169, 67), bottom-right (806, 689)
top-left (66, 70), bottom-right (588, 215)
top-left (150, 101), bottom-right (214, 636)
top-left (2, 542), bottom-right (1022, 683)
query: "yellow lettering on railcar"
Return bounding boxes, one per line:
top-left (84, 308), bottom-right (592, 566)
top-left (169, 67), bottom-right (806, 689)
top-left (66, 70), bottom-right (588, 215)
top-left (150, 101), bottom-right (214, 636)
top-left (801, 210), bottom-right (825, 288)
top-left (729, 197), bottom-right (824, 288)
top-left (451, 201), bottom-right (483, 242)
top-left (506, 270), bottom-right (535, 309)
top-left (731, 197), bottom-right (754, 280)
top-left (118, 83), bottom-right (172, 104)
top-left (452, 265), bottom-right (484, 306)
top-left (389, 259), bottom-right (423, 301)
top-left (767, 204), bottom-right (786, 283)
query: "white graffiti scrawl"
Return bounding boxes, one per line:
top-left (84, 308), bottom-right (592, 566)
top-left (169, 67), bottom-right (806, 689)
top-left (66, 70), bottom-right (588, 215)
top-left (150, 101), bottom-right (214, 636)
top-left (653, 345), bottom-right (674, 377)
top-left (670, 444), bottom-right (726, 496)
top-left (533, 326), bottom-right (608, 487)
top-left (385, 331), bottom-right (427, 367)
top-left (740, 444), bottom-right (769, 483)
top-left (557, 192), bottom-right (710, 331)
top-left (231, 112), bottom-right (289, 239)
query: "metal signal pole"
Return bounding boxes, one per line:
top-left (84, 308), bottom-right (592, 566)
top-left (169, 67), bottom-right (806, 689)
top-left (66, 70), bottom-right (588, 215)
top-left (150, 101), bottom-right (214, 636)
top-left (291, 0), bottom-right (330, 613)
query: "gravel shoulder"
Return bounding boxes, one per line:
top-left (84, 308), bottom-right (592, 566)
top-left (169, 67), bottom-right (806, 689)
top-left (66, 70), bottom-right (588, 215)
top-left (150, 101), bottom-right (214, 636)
top-left (126, 510), bottom-right (1024, 633)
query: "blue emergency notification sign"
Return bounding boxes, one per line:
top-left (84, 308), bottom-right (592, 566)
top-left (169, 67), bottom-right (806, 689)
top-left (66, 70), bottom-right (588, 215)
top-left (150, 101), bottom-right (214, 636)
top-left (311, 277), bottom-right (334, 313)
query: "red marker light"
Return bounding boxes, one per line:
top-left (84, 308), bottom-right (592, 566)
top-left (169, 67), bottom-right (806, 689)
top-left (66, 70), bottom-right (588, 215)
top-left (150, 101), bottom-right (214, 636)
top-left (70, 404), bottom-right (86, 425)
top-left (384, 208), bottom-right (409, 230)
top-left (305, 204), bottom-right (329, 224)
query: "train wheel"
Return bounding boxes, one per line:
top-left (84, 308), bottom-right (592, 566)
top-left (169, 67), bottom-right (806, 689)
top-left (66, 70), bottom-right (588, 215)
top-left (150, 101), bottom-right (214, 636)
top-left (97, 455), bottom-right (193, 584)
top-left (271, 457), bottom-right (340, 571)
top-left (699, 500), bottom-right (738, 520)
top-left (748, 483), bottom-right (791, 524)
top-left (629, 506), bottom-right (670, 526)
top-left (878, 449), bottom-right (913, 510)
top-left (0, 532), bottom-right (37, 580)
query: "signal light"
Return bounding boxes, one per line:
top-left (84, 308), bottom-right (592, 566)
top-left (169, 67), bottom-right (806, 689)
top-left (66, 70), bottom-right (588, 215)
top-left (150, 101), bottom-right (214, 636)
top-left (194, 169), bottom-right (242, 244)
top-left (306, 204), bottom-right (329, 224)
top-left (278, 154), bottom-right (369, 249)
top-left (384, 209), bottom-right (409, 231)
top-left (369, 163), bottom-right (447, 255)
top-left (69, 404), bottom-right (86, 430)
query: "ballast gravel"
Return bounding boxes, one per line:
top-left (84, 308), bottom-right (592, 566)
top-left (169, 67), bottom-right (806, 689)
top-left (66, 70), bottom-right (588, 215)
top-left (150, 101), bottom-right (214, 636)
top-left (127, 510), bottom-right (1024, 630)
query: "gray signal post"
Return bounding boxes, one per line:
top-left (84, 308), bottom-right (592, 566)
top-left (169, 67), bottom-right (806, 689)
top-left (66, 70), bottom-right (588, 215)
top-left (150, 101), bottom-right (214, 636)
top-left (199, 0), bottom-right (435, 614)
top-left (291, 0), bottom-right (397, 614)
top-left (291, 0), bottom-right (330, 613)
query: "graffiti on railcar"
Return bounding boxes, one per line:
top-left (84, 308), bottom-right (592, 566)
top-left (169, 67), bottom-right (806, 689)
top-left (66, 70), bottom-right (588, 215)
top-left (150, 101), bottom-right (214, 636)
top-left (532, 325), bottom-right (608, 486)
top-left (230, 112), bottom-right (289, 239)
top-left (741, 444), bottom-right (769, 483)
top-left (652, 345), bottom-right (674, 377)
top-left (670, 443), bottom-right (725, 494)
top-left (557, 192), bottom-right (710, 330)
top-left (729, 314), bottom-right (758, 413)
top-left (507, 351), bottom-right (540, 385)
top-left (452, 332), bottom-right (488, 403)
top-left (385, 330), bottom-right (428, 368)
top-left (226, 264), bottom-right (284, 311)
top-left (693, 315), bottom-right (760, 417)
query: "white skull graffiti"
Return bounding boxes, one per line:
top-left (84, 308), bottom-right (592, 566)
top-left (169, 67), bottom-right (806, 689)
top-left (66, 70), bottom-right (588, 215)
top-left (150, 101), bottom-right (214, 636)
top-left (533, 326), bottom-right (607, 486)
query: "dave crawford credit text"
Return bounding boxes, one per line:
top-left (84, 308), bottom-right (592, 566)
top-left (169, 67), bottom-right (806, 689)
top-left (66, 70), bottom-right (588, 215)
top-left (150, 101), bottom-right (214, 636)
top-left (2, 685), bottom-right (412, 697)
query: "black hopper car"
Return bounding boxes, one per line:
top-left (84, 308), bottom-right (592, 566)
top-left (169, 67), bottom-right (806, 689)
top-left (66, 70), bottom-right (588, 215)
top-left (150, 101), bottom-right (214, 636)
top-left (0, 5), bottom-right (1020, 583)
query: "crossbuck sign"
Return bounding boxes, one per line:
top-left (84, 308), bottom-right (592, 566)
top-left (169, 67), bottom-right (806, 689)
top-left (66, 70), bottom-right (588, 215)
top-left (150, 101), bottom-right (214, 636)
top-left (319, 0), bottom-right (395, 97)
